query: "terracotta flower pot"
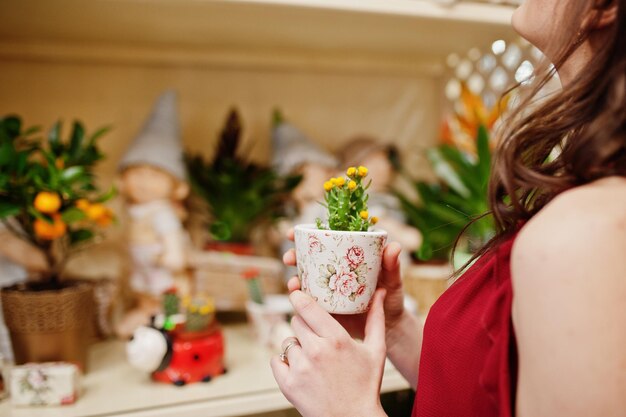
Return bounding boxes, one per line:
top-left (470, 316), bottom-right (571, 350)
top-left (204, 241), bottom-right (255, 256)
top-left (294, 224), bottom-right (387, 314)
top-left (1, 281), bottom-right (94, 371)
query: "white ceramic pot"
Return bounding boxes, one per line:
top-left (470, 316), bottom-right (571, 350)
top-left (294, 224), bottom-right (387, 314)
top-left (245, 294), bottom-right (293, 348)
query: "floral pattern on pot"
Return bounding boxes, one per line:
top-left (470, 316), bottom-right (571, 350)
top-left (294, 224), bottom-right (387, 314)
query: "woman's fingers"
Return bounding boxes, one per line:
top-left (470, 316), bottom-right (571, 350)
top-left (289, 290), bottom-right (346, 338)
top-left (283, 248), bottom-right (296, 266)
top-left (270, 355), bottom-right (289, 388)
top-left (287, 276), bottom-right (301, 292)
top-left (380, 242), bottom-right (402, 290)
top-left (364, 288), bottom-right (387, 350)
top-left (290, 314), bottom-right (317, 347)
top-left (280, 336), bottom-right (305, 366)
top-left (287, 228), bottom-right (295, 242)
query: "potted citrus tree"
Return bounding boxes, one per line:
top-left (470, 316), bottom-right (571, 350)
top-left (294, 166), bottom-right (387, 314)
top-left (185, 109), bottom-right (301, 255)
top-left (0, 115), bottom-right (115, 370)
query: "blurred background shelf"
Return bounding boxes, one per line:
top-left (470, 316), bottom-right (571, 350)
top-left (0, 0), bottom-right (515, 71)
top-left (0, 0), bottom-right (523, 295)
top-left (0, 324), bottom-right (410, 417)
top-left (0, 0), bottom-right (518, 186)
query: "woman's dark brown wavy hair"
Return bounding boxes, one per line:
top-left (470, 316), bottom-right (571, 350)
top-left (468, 0), bottom-right (625, 260)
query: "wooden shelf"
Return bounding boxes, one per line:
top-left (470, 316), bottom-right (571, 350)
top-left (0, 0), bottom-right (516, 74)
top-left (0, 324), bottom-right (411, 417)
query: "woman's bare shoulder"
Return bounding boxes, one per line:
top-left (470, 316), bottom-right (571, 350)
top-left (511, 175), bottom-right (626, 306)
top-left (514, 176), bottom-right (626, 267)
top-left (511, 178), bottom-right (626, 417)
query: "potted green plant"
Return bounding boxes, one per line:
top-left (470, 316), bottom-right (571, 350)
top-left (185, 109), bottom-right (301, 255)
top-left (392, 83), bottom-right (506, 314)
top-left (0, 115), bottom-right (115, 369)
top-left (395, 124), bottom-right (495, 264)
top-left (294, 166), bottom-right (387, 314)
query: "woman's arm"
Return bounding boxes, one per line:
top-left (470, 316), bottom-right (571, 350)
top-left (512, 181), bottom-right (626, 417)
top-left (385, 310), bottom-right (423, 390)
top-left (378, 242), bottom-right (423, 389)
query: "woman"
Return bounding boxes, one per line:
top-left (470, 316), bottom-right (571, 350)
top-left (271, 0), bottom-right (626, 416)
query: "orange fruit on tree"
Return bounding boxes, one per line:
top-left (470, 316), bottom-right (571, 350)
top-left (34, 215), bottom-right (67, 240)
top-left (85, 203), bottom-right (106, 221)
top-left (33, 192), bottom-right (61, 214)
top-left (76, 199), bottom-right (90, 211)
top-left (95, 208), bottom-right (114, 227)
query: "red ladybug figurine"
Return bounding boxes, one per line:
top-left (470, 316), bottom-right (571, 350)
top-left (127, 324), bottom-right (225, 386)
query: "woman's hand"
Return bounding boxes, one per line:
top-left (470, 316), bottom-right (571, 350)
top-left (282, 228), bottom-right (406, 340)
top-left (271, 288), bottom-right (388, 417)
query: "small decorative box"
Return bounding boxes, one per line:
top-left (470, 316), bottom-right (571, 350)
top-left (10, 362), bottom-right (80, 406)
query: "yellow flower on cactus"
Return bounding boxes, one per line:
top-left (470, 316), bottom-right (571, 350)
top-left (371, 216), bottom-right (379, 225)
top-left (34, 192), bottom-right (62, 214)
top-left (321, 166), bottom-right (374, 232)
top-left (199, 305), bottom-right (211, 315)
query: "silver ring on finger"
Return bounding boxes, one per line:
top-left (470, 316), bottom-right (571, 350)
top-left (279, 337), bottom-right (300, 365)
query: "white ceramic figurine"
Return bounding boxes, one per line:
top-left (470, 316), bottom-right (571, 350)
top-left (115, 91), bottom-right (191, 339)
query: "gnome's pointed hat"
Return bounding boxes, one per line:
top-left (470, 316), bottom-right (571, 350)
top-left (119, 90), bottom-right (186, 181)
top-left (271, 111), bottom-right (338, 175)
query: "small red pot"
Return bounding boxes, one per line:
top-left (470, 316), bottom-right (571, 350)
top-left (204, 241), bottom-right (255, 256)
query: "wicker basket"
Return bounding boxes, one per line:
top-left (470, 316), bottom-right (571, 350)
top-left (403, 262), bottom-right (452, 315)
top-left (1, 281), bottom-right (94, 370)
top-left (190, 251), bottom-right (285, 311)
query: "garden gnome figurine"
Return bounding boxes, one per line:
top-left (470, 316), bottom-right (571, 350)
top-left (271, 110), bottom-right (338, 224)
top-left (271, 111), bottom-right (338, 279)
top-left (116, 91), bottom-right (191, 339)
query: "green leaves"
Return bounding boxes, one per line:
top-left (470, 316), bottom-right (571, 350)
top-left (0, 201), bottom-right (21, 219)
top-left (60, 166), bottom-right (85, 182)
top-left (0, 140), bottom-right (16, 166)
top-left (2, 116), bottom-right (21, 139)
top-left (0, 115), bottom-right (113, 252)
top-left (69, 229), bottom-right (94, 244)
top-left (396, 124), bottom-right (495, 262)
top-left (61, 207), bottom-right (87, 224)
top-left (185, 111), bottom-right (301, 243)
top-left (476, 125), bottom-right (491, 185)
top-left (48, 121), bottom-right (62, 153)
top-left (69, 121), bottom-right (85, 159)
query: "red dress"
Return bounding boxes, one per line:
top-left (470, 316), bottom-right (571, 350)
top-left (412, 234), bottom-right (518, 417)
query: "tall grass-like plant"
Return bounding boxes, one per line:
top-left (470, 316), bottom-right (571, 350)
top-left (185, 109), bottom-right (301, 243)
